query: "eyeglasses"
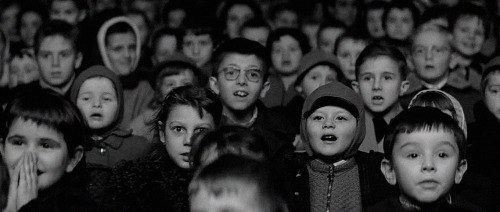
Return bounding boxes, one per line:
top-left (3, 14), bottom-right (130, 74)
top-left (218, 67), bottom-right (263, 82)
top-left (412, 46), bottom-right (450, 58)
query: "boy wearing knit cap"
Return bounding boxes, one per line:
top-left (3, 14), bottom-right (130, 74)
top-left (351, 44), bottom-right (409, 153)
top-left (285, 81), bottom-right (393, 212)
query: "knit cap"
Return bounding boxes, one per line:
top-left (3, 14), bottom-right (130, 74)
top-left (295, 50), bottom-right (341, 86)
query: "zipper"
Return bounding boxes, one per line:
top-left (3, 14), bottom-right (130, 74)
top-left (326, 165), bottom-right (334, 212)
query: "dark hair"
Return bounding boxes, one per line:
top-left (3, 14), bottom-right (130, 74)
top-left (182, 15), bottom-right (219, 47)
top-left (384, 107), bottom-right (466, 160)
top-left (268, 2), bottom-right (299, 24)
top-left (355, 44), bottom-right (408, 80)
top-left (151, 61), bottom-right (200, 107)
top-left (34, 20), bottom-right (80, 54)
top-left (239, 18), bottom-right (271, 34)
top-left (212, 37), bottom-right (270, 80)
top-left (155, 85), bottom-right (222, 132)
top-left (333, 29), bottom-right (370, 55)
top-left (49, 0), bottom-right (89, 10)
top-left (2, 89), bottom-right (89, 156)
top-left (149, 27), bottom-right (182, 54)
top-left (188, 155), bottom-right (288, 212)
top-left (190, 126), bottom-right (267, 169)
top-left (17, 2), bottom-right (49, 33)
top-left (316, 20), bottom-right (347, 45)
top-left (126, 8), bottom-right (152, 32)
top-left (266, 27), bottom-right (311, 57)
top-left (160, 0), bottom-right (188, 26)
top-left (449, 3), bottom-right (489, 37)
top-left (420, 5), bottom-right (450, 27)
top-left (218, 0), bottom-right (262, 29)
top-left (382, 0), bottom-right (419, 31)
top-left (105, 22), bottom-right (135, 46)
top-left (481, 64), bottom-right (500, 97)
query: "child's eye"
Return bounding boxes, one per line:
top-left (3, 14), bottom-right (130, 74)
top-left (312, 115), bottom-right (324, 121)
top-left (407, 153), bottom-right (419, 159)
top-left (362, 76), bottom-right (372, 81)
top-left (171, 126), bottom-right (185, 133)
top-left (437, 152), bottom-right (448, 158)
top-left (335, 116), bottom-right (347, 121)
top-left (384, 75), bottom-right (393, 80)
top-left (40, 142), bottom-right (53, 149)
top-left (8, 138), bottom-right (25, 146)
top-left (194, 127), bottom-right (208, 134)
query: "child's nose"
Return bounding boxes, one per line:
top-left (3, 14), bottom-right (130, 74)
top-left (236, 71), bottom-right (247, 85)
top-left (192, 43), bottom-right (200, 55)
top-left (322, 118), bottom-right (335, 128)
top-left (421, 156), bottom-right (436, 172)
top-left (372, 78), bottom-right (382, 90)
top-left (52, 55), bottom-right (60, 67)
top-left (92, 98), bottom-right (102, 107)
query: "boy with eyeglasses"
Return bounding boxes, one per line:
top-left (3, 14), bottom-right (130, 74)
top-left (209, 38), bottom-right (295, 162)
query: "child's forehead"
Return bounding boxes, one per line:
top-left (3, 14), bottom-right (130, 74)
top-left (394, 129), bottom-right (458, 148)
top-left (359, 56), bottom-right (400, 74)
top-left (81, 77), bottom-right (115, 90)
top-left (338, 38), bottom-right (367, 49)
top-left (40, 35), bottom-right (73, 47)
top-left (52, 0), bottom-right (78, 9)
top-left (414, 30), bottom-right (449, 46)
top-left (455, 15), bottom-right (483, 25)
top-left (312, 105), bottom-right (352, 115)
top-left (388, 7), bottom-right (412, 16)
top-left (220, 53), bottom-right (263, 67)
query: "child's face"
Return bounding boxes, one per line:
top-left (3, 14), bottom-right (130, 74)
top-left (37, 35), bottom-right (81, 88)
top-left (297, 65), bottom-right (338, 97)
top-left (331, 0), bottom-right (357, 26)
top-left (153, 35), bottom-right (177, 64)
top-left (336, 38), bottom-right (367, 81)
top-left (50, 0), bottom-right (82, 25)
top-left (352, 56), bottom-right (409, 114)
top-left (226, 4), bottom-right (254, 39)
top-left (190, 183), bottom-right (265, 212)
top-left (0, 5), bottom-right (19, 37)
top-left (127, 14), bottom-right (149, 45)
top-left (382, 130), bottom-right (466, 204)
top-left (271, 35), bottom-right (303, 75)
top-left (106, 32), bottom-right (137, 76)
top-left (9, 54), bottom-right (40, 88)
top-left (484, 72), bottom-right (500, 121)
top-left (20, 12), bottom-right (43, 46)
top-left (76, 77), bottom-right (118, 130)
top-left (167, 9), bottom-right (186, 28)
top-left (318, 27), bottom-right (344, 54)
top-left (160, 105), bottom-right (214, 169)
top-left (306, 105), bottom-right (357, 159)
top-left (210, 54), bottom-right (269, 112)
top-left (160, 70), bottom-right (195, 98)
top-left (385, 8), bottom-right (414, 41)
top-left (274, 10), bottom-right (299, 29)
top-left (1, 118), bottom-right (80, 190)
top-left (366, 8), bottom-right (385, 38)
top-left (412, 30), bottom-right (451, 84)
top-left (241, 27), bottom-right (269, 47)
top-left (182, 33), bottom-right (213, 67)
top-left (452, 16), bottom-right (485, 57)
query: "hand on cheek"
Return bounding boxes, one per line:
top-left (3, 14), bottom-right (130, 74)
top-left (5, 153), bottom-right (39, 211)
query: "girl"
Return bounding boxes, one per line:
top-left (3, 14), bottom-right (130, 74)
top-left (1, 89), bottom-right (97, 211)
top-left (103, 85), bottom-right (221, 212)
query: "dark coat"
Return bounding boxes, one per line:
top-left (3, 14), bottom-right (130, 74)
top-left (284, 151), bottom-right (395, 212)
top-left (363, 195), bottom-right (485, 212)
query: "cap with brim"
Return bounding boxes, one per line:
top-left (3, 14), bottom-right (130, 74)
top-left (295, 50), bottom-right (341, 87)
top-left (152, 52), bottom-right (200, 84)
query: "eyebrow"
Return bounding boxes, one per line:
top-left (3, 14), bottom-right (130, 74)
top-left (7, 135), bottom-right (25, 140)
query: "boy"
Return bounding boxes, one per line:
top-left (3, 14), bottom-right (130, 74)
top-left (35, 20), bottom-right (82, 96)
top-left (149, 27), bottom-right (181, 65)
top-left (240, 18), bottom-right (271, 46)
top-left (269, 3), bottom-right (299, 29)
top-left (402, 25), bottom-right (480, 123)
top-left (209, 38), bottom-right (294, 162)
top-left (286, 81), bottom-right (393, 212)
top-left (335, 30), bottom-right (370, 82)
top-left (189, 155), bottom-right (288, 212)
top-left (367, 107), bottom-right (474, 211)
top-left (182, 17), bottom-right (218, 80)
top-left (364, 1), bottom-right (387, 40)
top-left (351, 44), bottom-right (409, 153)
top-left (316, 20), bottom-right (346, 54)
top-left (49, 0), bottom-right (87, 26)
top-left (97, 16), bottom-right (154, 128)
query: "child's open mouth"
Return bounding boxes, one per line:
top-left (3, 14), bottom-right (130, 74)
top-left (90, 113), bottom-right (103, 120)
top-left (372, 96), bottom-right (384, 105)
top-left (234, 91), bottom-right (248, 97)
top-left (281, 60), bottom-right (291, 66)
top-left (321, 134), bottom-right (337, 143)
top-left (425, 65), bottom-right (435, 70)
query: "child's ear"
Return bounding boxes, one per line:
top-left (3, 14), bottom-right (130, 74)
top-left (380, 158), bottom-right (397, 185)
top-left (454, 159), bottom-right (468, 184)
top-left (209, 76), bottom-right (220, 95)
top-left (75, 52), bottom-right (83, 69)
top-left (351, 81), bottom-right (360, 94)
top-left (399, 80), bottom-right (410, 96)
top-left (259, 79), bottom-right (270, 98)
top-left (65, 145), bottom-right (84, 173)
top-left (158, 121), bottom-right (166, 144)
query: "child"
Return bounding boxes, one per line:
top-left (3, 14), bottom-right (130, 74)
top-left (1, 89), bottom-right (97, 211)
top-left (240, 18), bottom-right (271, 46)
top-left (209, 38), bottom-right (295, 162)
top-left (323, 0), bottom-right (359, 27)
top-left (49, 0), bottom-right (87, 25)
top-left (129, 53), bottom-right (200, 141)
top-left (189, 155), bottom-right (288, 212)
top-left (269, 2), bottom-right (300, 29)
top-left (468, 56), bottom-right (500, 211)
top-left (448, 3), bottom-right (488, 91)
top-left (17, 3), bottom-right (48, 48)
top-left (286, 81), bottom-right (393, 212)
top-left (263, 28), bottom-right (310, 108)
top-left (218, 0), bottom-right (261, 39)
top-left (160, 0), bottom-right (188, 29)
top-left (7, 43), bottom-right (40, 92)
top-left (364, 1), bottom-right (387, 40)
top-left (403, 25), bottom-right (481, 123)
top-left (316, 20), bottom-right (346, 54)
top-left (334, 30), bottom-right (370, 83)
top-left (35, 20), bottom-right (82, 96)
top-left (103, 85), bottom-right (220, 211)
top-left (97, 16), bottom-right (155, 128)
top-left (69, 65), bottom-right (151, 202)
top-left (149, 27), bottom-right (181, 65)
top-left (351, 44), bottom-right (409, 153)
top-left (366, 107), bottom-right (476, 211)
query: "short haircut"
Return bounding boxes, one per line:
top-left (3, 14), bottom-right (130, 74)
top-left (126, 9), bottom-right (152, 31)
top-left (151, 60), bottom-right (200, 107)
top-left (420, 5), bottom-right (450, 26)
top-left (154, 85), bottom-right (222, 132)
top-left (480, 64), bottom-right (500, 97)
top-left (266, 27), bottom-right (311, 56)
top-left (448, 3), bottom-right (489, 37)
top-left (316, 20), bottom-right (346, 43)
top-left (189, 155), bottom-right (288, 212)
top-left (384, 107), bottom-right (466, 160)
top-left (268, 2), bottom-right (299, 22)
top-left (382, 0), bottom-right (419, 31)
top-left (190, 125), bottom-right (268, 169)
top-left (105, 22), bottom-right (135, 46)
top-left (34, 20), bottom-right (80, 54)
top-left (160, 0), bottom-right (188, 25)
top-left (219, 0), bottom-right (262, 27)
top-left (410, 25), bottom-right (452, 49)
top-left (2, 89), bottom-right (89, 156)
top-left (366, 0), bottom-right (387, 11)
top-left (182, 15), bottom-right (219, 46)
top-left (355, 44), bottom-right (408, 81)
top-left (212, 37), bottom-right (270, 80)
top-left (333, 29), bottom-right (370, 55)
top-left (149, 27), bottom-right (182, 54)
top-left (239, 18), bottom-right (271, 35)
top-left (17, 2), bottom-right (49, 32)
top-left (49, 0), bottom-right (89, 10)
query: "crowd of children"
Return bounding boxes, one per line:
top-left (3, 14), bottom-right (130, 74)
top-left (0, 0), bottom-right (500, 211)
